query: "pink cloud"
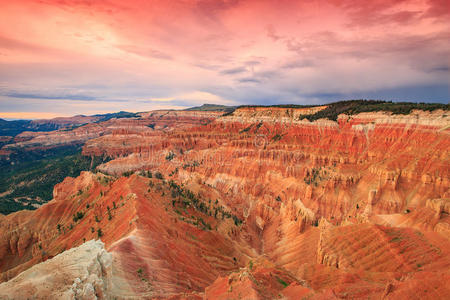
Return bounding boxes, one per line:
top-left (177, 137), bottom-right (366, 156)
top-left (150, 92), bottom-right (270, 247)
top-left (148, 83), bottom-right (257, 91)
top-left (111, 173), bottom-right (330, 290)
top-left (0, 0), bottom-right (448, 115)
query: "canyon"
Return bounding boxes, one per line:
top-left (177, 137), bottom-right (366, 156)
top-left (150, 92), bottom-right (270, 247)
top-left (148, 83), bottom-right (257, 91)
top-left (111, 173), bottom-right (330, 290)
top-left (0, 103), bottom-right (449, 299)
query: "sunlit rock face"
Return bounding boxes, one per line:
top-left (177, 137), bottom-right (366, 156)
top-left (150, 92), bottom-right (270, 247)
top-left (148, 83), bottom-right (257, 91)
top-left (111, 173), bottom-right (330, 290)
top-left (0, 239), bottom-right (112, 300)
top-left (0, 107), bottom-right (449, 299)
top-left (85, 108), bottom-right (449, 224)
top-left (2, 110), bottom-right (223, 154)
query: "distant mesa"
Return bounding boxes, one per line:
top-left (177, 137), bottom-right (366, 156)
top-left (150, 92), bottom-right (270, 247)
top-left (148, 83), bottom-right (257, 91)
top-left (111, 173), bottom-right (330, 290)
top-left (184, 103), bottom-right (237, 113)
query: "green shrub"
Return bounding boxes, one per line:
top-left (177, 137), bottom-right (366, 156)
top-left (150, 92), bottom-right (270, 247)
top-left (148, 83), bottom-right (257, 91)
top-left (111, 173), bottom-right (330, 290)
top-left (122, 171), bottom-right (134, 177)
top-left (73, 211), bottom-right (84, 222)
top-left (272, 134), bottom-right (283, 142)
top-left (165, 151), bottom-right (175, 161)
top-left (276, 277), bottom-right (288, 288)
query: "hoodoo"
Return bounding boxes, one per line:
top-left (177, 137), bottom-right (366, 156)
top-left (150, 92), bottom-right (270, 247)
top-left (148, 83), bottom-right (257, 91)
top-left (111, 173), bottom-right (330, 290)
top-left (0, 102), bottom-right (449, 299)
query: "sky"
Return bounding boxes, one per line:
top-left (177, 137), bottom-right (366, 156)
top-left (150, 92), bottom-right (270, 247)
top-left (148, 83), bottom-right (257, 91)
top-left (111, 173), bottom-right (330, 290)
top-left (0, 0), bottom-right (449, 119)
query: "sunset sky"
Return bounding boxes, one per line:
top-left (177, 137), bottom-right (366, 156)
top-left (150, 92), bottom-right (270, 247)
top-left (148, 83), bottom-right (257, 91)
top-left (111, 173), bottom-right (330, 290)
top-left (0, 0), bottom-right (449, 118)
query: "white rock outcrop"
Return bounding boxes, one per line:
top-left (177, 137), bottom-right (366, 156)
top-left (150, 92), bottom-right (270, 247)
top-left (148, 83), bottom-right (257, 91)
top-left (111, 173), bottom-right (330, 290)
top-left (0, 239), bottom-right (112, 300)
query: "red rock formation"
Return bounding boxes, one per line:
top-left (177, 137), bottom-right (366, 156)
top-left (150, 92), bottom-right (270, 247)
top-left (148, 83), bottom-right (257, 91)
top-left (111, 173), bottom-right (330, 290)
top-left (1, 110), bottom-right (223, 159)
top-left (84, 108), bottom-right (449, 222)
top-left (0, 107), bottom-right (449, 298)
top-left (204, 258), bottom-right (313, 300)
top-left (0, 171), bottom-right (253, 298)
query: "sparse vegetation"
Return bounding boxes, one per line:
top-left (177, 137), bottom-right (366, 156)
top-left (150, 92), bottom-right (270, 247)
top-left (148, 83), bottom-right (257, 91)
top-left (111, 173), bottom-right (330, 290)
top-left (304, 167), bottom-right (322, 186)
top-left (183, 161), bottom-right (200, 169)
top-left (232, 215), bottom-right (242, 226)
top-left (93, 111), bottom-right (138, 122)
top-left (271, 134), bottom-right (283, 142)
top-left (142, 170), bottom-right (152, 178)
top-left (298, 100), bottom-right (449, 122)
top-left (98, 176), bottom-right (113, 186)
top-left (122, 170), bottom-right (134, 177)
top-left (0, 147), bottom-right (106, 215)
top-left (167, 180), bottom-right (242, 230)
top-left (165, 151), bottom-right (175, 161)
top-left (185, 104), bottom-right (236, 113)
top-left (168, 167), bottom-right (179, 176)
top-left (72, 211), bottom-right (84, 222)
top-left (276, 276), bottom-right (288, 288)
top-left (239, 124), bottom-right (253, 133)
top-left (107, 206), bottom-right (112, 220)
top-left (0, 118), bottom-right (66, 136)
top-left (391, 237), bottom-right (403, 243)
top-left (238, 104), bottom-right (314, 109)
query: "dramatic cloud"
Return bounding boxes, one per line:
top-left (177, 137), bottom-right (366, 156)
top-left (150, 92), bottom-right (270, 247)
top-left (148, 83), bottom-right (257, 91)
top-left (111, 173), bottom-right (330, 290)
top-left (0, 0), bottom-right (448, 118)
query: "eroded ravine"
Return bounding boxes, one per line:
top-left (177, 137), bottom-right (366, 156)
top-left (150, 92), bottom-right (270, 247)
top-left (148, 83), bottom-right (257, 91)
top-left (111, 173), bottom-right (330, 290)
top-left (0, 106), bottom-right (449, 299)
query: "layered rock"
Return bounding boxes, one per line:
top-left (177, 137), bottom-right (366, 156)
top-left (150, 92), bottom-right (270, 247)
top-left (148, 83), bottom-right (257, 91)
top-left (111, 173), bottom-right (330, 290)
top-left (84, 108), bottom-right (449, 225)
top-left (0, 171), bottom-right (254, 298)
top-left (1, 110), bottom-right (223, 157)
top-left (0, 106), bottom-right (449, 299)
top-left (204, 258), bottom-right (312, 300)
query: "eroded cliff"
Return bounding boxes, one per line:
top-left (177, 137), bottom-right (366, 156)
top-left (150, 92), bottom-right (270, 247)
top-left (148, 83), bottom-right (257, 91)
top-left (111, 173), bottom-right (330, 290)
top-left (0, 105), bottom-right (449, 299)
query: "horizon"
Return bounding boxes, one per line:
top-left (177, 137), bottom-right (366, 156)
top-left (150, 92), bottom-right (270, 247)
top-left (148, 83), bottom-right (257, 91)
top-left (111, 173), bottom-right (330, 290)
top-left (0, 99), bottom-right (448, 120)
top-left (1, 0), bottom-right (449, 118)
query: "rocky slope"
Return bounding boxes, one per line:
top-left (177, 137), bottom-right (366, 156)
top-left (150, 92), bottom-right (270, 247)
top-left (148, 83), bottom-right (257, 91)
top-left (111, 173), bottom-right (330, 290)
top-left (0, 112), bottom-right (137, 139)
top-left (2, 110), bottom-right (222, 156)
top-left (0, 104), bottom-right (448, 299)
top-left (0, 171), bottom-right (253, 297)
top-left (0, 240), bottom-right (112, 299)
top-left (85, 108), bottom-right (449, 222)
top-left (0, 110), bottom-right (224, 212)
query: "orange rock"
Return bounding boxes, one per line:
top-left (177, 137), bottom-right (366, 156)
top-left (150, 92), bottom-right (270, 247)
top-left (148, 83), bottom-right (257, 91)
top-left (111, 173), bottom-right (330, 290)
top-left (0, 107), bottom-right (449, 298)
